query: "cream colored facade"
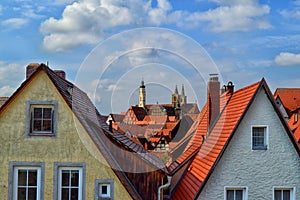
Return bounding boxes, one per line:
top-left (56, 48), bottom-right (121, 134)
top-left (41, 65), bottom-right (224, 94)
top-left (0, 71), bottom-right (132, 199)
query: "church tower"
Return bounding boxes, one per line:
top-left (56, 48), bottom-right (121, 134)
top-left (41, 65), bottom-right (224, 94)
top-left (138, 79), bottom-right (146, 108)
top-left (172, 85), bottom-right (179, 108)
top-left (180, 84), bottom-right (187, 106)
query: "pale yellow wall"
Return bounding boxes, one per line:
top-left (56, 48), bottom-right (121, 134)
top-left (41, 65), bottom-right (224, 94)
top-left (0, 71), bottom-right (132, 199)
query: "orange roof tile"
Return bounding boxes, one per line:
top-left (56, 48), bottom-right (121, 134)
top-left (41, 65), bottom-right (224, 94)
top-left (288, 115), bottom-right (300, 144)
top-left (274, 88), bottom-right (300, 114)
top-left (171, 80), bottom-right (261, 199)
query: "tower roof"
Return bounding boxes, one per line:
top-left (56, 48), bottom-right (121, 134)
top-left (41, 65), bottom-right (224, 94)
top-left (181, 84), bottom-right (185, 96)
top-left (174, 85), bottom-right (178, 94)
top-left (140, 79), bottom-right (145, 88)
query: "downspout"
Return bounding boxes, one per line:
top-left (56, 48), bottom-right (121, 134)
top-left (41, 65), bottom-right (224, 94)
top-left (158, 176), bottom-right (172, 200)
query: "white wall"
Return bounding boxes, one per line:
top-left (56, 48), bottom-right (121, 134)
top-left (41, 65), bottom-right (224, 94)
top-left (198, 88), bottom-right (300, 200)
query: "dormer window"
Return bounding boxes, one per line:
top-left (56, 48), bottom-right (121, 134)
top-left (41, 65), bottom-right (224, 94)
top-left (294, 113), bottom-right (298, 123)
top-left (25, 101), bottom-right (58, 137)
top-left (252, 126), bottom-right (268, 150)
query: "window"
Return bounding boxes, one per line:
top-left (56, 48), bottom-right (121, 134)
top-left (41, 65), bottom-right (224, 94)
top-left (274, 188), bottom-right (295, 200)
top-left (252, 126), bottom-right (268, 150)
top-left (294, 113), bottom-right (298, 123)
top-left (25, 101), bottom-right (58, 137)
top-left (59, 168), bottom-right (82, 200)
top-left (54, 163), bottom-right (86, 200)
top-left (95, 179), bottom-right (114, 200)
top-left (225, 187), bottom-right (247, 200)
top-left (8, 162), bottom-right (45, 200)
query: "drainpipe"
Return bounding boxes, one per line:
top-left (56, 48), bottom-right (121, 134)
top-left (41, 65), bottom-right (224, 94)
top-left (158, 176), bottom-right (172, 200)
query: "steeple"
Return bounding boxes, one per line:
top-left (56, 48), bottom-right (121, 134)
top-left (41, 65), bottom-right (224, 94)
top-left (180, 84), bottom-right (187, 106)
top-left (172, 85), bottom-right (179, 108)
top-left (138, 79), bottom-right (146, 108)
top-left (174, 85), bottom-right (178, 94)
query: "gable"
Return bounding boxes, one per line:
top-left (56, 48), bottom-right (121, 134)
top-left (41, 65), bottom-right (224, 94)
top-left (0, 70), bottom-right (132, 199)
top-left (197, 87), bottom-right (300, 199)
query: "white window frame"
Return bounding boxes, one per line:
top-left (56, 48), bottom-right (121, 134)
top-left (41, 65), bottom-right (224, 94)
top-left (99, 183), bottom-right (110, 198)
top-left (8, 162), bottom-right (45, 200)
top-left (58, 167), bottom-right (83, 200)
top-left (251, 125), bottom-right (268, 150)
top-left (95, 179), bottom-right (114, 200)
top-left (224, 186), bottom-right (248, 200)
top-left (54, 162), bottom-right (86, 200)
top-left (273, 186), bottom-right (296, 200)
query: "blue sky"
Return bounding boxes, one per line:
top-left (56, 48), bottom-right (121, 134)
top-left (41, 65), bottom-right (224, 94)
top-left (1, 0), bottom-right (300, 114)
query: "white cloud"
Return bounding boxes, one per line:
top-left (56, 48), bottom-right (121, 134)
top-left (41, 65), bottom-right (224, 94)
top-left (184, 3), bottom-right (271, 32)
top-left (54, 0), bottom-right (76, 5)
top-left (1, 18), bottom-right (28, 29)
top-left (0, 61), bottom-right (24, 96)
top-left (275, 52), bottom-right (300, 66)
top-left (0, 86), bottom-right (15, 96)
top-left (40, 0), bottom-right (271, 51)
top-left (279, 0), bottom-right (300, 19)
top-left (280, 9), bottom-right (300, 19)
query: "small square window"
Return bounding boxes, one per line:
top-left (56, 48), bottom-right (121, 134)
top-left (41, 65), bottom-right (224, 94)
top-left (252, 126), bottom-right (268, 150)
top-left (99, 184), bottom-right (110, 198)
top-left (25, 101), bottom-right (58, 137)
top-left (95, 179), bottom-right (114, 200)
top-left (274, 188), bottom-right (294, 200)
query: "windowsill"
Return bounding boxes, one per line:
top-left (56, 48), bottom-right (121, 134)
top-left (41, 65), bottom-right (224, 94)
top-left (28, 133), bottom-right (55, 137)
top-left (252, 146), bottom-right (267, 150)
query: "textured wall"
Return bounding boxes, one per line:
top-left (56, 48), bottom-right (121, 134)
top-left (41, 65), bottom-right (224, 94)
top-left (0, 71), bottom-right (132, 199)
top-left (198, 88), bottom-right (300, 200)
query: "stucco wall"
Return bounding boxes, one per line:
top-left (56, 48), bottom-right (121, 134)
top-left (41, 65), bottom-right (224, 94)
top-left (0, 71), bottom-right (132, 199)
top-left (198, 88), bottom-right (300, 200)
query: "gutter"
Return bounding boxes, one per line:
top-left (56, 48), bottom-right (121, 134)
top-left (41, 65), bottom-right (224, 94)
top-left (158, 176), bottom-right (172, 200)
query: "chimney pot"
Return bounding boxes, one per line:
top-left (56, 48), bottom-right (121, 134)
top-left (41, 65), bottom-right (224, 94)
top-left (227, 81), bottom-right (234, 93)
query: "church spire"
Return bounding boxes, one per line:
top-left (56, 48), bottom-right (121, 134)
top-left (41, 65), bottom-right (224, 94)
top-left (181, 84), bottom-right (185, 96)
top-left (138, 79), bottom-right (146, 108)
top-left (174, 85), bottom-right (178, 94)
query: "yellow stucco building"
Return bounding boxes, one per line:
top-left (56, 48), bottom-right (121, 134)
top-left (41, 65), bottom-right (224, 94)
top-left (0, 64), bottom-right (136, 200)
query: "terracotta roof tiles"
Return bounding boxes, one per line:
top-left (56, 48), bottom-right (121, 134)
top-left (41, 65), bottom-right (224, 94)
top-left (171, 81), bottom-right (261, 199)
top-left (274, 88), bottom-right (300, 114)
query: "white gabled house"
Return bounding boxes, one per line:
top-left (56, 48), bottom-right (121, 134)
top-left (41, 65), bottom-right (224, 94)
top-left (170, 77), bottom-right (300, 200)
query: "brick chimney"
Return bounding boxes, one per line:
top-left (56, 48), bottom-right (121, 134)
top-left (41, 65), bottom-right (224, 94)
top-left (26, 63), bottom-right (40, 79)
top-left (54, 70), bottom-right (66, 79)
top-left (207, 74), bottom-right (220, 130)
top-left (26, 63), bottom-right (66, 79)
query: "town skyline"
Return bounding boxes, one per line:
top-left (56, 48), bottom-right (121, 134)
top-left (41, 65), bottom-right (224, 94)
top-left (1, 0), bottom-right (300, 114)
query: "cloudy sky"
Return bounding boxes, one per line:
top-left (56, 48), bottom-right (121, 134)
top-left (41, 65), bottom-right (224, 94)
top-left (1, 0), bottom-right (300, 114)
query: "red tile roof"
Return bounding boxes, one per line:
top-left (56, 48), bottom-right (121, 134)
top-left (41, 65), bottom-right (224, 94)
top-left (274, 88), bottom-right (300, 115)
top-left (171, 79), bottom-right (300, 199)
